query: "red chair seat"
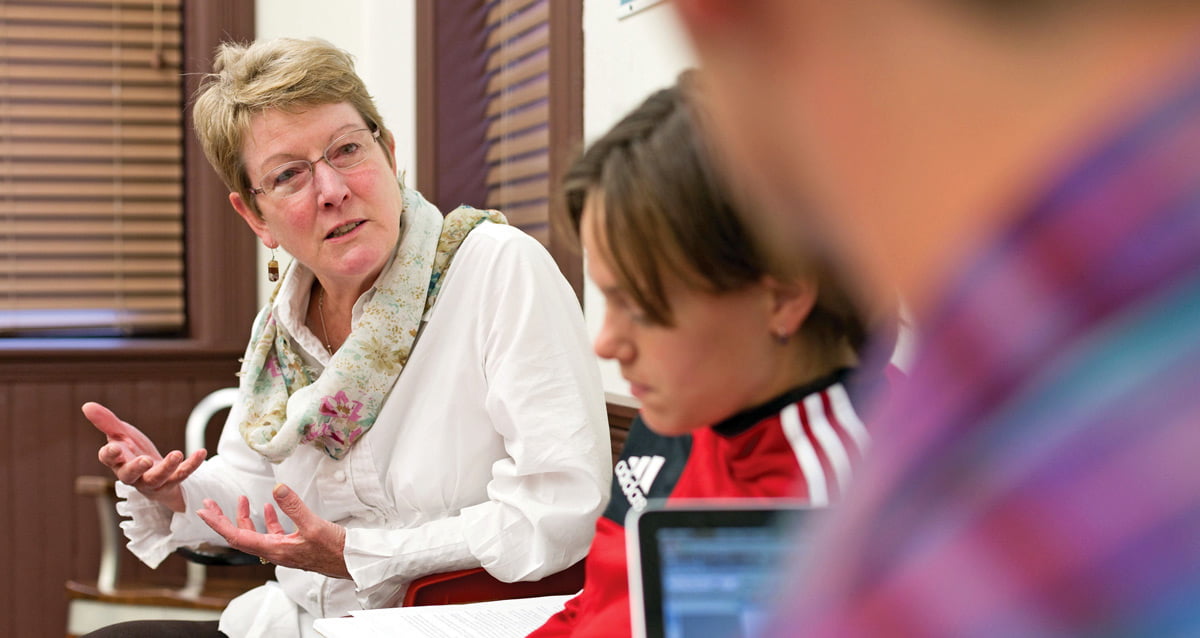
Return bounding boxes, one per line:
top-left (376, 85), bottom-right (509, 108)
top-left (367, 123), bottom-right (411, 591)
top-left (403, 561), bottom-right (585, 607)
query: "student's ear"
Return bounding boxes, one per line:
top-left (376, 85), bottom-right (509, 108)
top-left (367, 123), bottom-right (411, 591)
top-left (764, 274), bottom-right (818, 340)
top-left (230, 192), bottom-right (277, 249)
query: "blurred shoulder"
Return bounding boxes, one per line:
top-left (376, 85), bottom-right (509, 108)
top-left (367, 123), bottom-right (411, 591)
top-left (460, 220), bottom-right (542, 250)
top-left (456, 221), bottom-right (554, 268)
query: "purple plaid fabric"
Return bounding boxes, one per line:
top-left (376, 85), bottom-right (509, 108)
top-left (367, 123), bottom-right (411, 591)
top-left (768, 62), bottom-right (1200, 637)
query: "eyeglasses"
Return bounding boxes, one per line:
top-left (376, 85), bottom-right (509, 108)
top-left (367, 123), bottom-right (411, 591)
top-left (248, 127), bottom-right (382, 198)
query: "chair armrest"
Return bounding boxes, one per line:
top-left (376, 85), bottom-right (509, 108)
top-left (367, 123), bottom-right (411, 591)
top-left (75, 474), bottom-right (116, 498)
top-left (175, 544), bottom-right (261, 566)
top-left (75, 475), bottom-right (123, 593)
top-left (402, 560), bottom-right (585, 607)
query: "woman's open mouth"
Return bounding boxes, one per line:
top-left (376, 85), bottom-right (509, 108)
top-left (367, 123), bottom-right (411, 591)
top-left (326, 221), bottom-right (364, 239)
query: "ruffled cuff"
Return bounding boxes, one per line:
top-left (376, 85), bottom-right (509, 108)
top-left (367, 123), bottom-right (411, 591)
top-left (114, 481), bottom-right (179, 568)
top-left (114, 479), bottom-right (226, 568)
top-left (168, 474), bottom-right (226, 541)
top-left (344, 523), bottom-right (476, 609)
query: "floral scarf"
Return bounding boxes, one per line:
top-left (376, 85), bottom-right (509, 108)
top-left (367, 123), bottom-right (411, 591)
top-left (236, 188), bottom-right (506, 462)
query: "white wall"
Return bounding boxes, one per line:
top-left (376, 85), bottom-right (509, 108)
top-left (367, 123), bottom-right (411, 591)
top-left (252, 0), bottom-right (418, 306)
top-left (582, 0), bottom-right (696, 398)
top-left (257, 0), bottom-right (417, 180)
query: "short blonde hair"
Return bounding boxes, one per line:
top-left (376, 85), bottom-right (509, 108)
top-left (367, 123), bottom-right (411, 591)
top-left (192, 37), bottom-right (394, 215)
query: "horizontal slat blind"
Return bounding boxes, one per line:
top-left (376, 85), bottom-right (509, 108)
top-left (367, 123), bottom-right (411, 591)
top-left (1, 0), bottom-right (185, 336)
top-left (483, 0), bottom-right (552, 242)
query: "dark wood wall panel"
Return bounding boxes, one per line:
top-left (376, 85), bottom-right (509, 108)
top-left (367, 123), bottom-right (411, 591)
top-left (13, 380), bottom-right (74, 635)
top-left (0, 358), bottom-right (246, 637)
top-left (0, 380), bottom-right (14, 633)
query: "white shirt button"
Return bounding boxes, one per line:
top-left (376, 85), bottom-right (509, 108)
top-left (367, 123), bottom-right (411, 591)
top-left (333, 470), bottom-right (347, 482)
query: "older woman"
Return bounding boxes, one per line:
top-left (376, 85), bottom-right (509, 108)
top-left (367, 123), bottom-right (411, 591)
top-left (81, 38), bottom-right (610, 638)
top-left (528, 76), bottom-right (894, 638)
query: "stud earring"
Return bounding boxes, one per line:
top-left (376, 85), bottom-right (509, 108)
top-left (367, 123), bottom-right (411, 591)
top-left (773, 329), bottom-right (791, 345)
top-left (267, 250), bottom-right (279, 282)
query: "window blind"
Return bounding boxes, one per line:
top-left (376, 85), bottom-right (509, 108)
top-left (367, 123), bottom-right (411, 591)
top-left (483, 0), bottom-right (553, 244)
top-left (0, 0), bottom-right (185, 336)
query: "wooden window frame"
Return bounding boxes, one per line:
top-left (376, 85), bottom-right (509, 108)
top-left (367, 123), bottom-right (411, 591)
top-left (415, 0), bottom-right (584, 299)
top-left (0, 0), bottom-right (258, 366)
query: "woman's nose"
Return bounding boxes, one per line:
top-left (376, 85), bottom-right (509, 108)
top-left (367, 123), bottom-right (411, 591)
top-left (312, 158), bottom-right (350, 207)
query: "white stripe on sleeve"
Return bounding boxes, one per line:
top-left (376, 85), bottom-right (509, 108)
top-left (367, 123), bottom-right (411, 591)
top-left (828, 383), bottom-right (870, 454)
top-left (805, 392), bottom-right (852, 496)
top-left (780, 403), bottom-right (829, 507)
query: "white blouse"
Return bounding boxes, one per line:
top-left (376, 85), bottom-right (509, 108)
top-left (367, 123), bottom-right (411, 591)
top-left (115, 223), bottom-right (612, 638)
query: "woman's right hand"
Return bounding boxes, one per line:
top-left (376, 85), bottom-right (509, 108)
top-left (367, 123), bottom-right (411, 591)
top-left (82, 402), bottom-right (207, 513)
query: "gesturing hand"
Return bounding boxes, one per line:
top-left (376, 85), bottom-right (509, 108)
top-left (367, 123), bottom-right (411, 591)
top-left (82, 402), bottom-right (206, 513)
top-left (196, 484), bottom-right (351, 580)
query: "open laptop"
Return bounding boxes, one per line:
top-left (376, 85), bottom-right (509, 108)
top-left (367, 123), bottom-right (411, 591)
top-left (626, 500), bottom-right (815, 638)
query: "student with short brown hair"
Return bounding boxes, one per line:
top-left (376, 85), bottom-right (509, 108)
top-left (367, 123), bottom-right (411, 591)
top-left (528, 75), bottom-right (894, 638)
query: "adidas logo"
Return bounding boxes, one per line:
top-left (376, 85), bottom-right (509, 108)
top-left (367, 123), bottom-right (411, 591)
top-left (614, 455), bottom-right (665, 511)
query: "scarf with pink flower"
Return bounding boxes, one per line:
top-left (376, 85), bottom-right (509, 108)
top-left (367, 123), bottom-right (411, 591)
top-left (236, 188), bottom-right (506, 462)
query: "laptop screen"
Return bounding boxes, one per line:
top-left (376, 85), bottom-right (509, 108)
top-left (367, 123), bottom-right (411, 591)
top-left (627, 502), bottom-right (813, 638)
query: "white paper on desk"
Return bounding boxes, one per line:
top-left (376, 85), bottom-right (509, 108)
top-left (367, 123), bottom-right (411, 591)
top-left (313, 593), bottom-right (573, 638)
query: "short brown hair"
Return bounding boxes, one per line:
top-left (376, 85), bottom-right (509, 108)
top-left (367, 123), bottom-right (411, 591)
top-left (192, 37), bottom-right (394, 215)
top-left (563, 74), bottom-right (883, 363)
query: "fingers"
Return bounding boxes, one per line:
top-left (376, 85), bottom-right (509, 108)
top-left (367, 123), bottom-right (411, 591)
top-left (271, 484), bottom-right (313, 527)
top-left (195, 498), bottom-right (230, 535)
top-left (197, 498), bottom-right (274, 562)
top-left (174, 449), bottom-right (208, 479)
top-left (83, 401), bottom-right (163, 464)
top-left (198, 499), bottom-right (247, 541)
top-left (269, 485), bottom-right (350, 579)
top-left (97, 441), bottom-right (131, 468)
top-left (137, 450), bottom-right (185, 489)
top-left (197, 496), bottom-right (268, 537)
top-left (111, 455), bottom-right (154, 485)
top-left (156, 449), bottom-right (207, 486)
top-left (81, 402), bottom-right (127, 438)
top-left (128, 448), bottom-right (205, 485)
top-left (264, 502), bottom-right (287, 535)
top-left (196, 499), bottom-right (249, 551)
top-left (193, 490), bottom-right (349, 579)
top-left (236, 495), bottom-right (257, 530)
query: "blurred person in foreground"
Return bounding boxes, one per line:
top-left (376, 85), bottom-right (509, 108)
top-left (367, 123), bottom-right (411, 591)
top-left (670, 0), bottom-right (1200, 635)
top-left (80, 37), bottom-right (610, 638)
top-left (528, 75), bottom-right (894, 638)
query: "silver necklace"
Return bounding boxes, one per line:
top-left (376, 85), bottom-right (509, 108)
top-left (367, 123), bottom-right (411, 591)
top-left (318, 288), bottom-right (335, 355)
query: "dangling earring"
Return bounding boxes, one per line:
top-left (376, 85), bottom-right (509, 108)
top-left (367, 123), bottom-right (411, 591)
top-left (267, 249), bottom-right (279, 282)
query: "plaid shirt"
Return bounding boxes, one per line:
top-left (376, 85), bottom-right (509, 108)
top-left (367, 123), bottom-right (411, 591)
top-left (770, 62), bottom-right (1200, 636)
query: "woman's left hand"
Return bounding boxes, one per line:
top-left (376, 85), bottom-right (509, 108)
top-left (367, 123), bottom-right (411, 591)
top-left (195, 483), bottom-right (351, 580)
